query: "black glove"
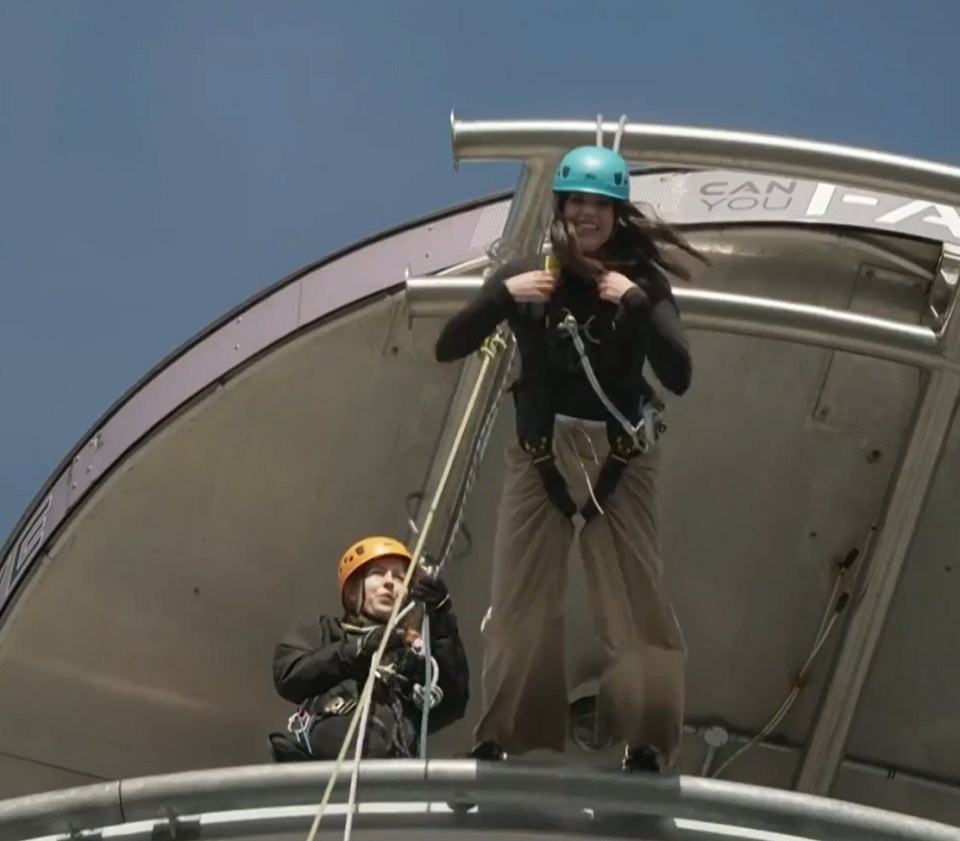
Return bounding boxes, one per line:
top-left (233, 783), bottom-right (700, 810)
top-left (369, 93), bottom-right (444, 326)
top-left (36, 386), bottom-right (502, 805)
top-left (395, 648), bottom-right (428, 686)
top-left (352, 625), bottom-right (406, 662)
top-left (580, 499), bottom-right (602, 522)
top-left (409, 576), bottom-right (451, 613)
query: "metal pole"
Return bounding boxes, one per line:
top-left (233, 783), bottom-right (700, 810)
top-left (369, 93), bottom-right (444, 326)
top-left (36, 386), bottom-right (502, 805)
top-left (404, 275), bottom-right (952, 374)
top-left (450, 115), bottom-right (960, 208)
top-left (408, 156), bottom-right (558, 584)
top-left (795, 245), bottom-right (960, 795)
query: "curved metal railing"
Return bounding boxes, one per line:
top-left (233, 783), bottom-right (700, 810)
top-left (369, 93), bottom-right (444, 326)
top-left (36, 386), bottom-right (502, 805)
top-left (1, 761), bottom-right (958, 841)
top-left (450, 113), bottom-right (960, 208)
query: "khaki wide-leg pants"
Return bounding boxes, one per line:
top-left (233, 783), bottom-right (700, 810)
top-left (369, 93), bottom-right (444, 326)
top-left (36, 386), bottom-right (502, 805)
top-left (473, 415), bottom-right (686, 765)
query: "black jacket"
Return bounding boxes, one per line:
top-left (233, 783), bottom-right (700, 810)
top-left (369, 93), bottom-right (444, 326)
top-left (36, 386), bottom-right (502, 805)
top-left (272, 603), bottom-right (470, 738)
top-left (434, 255), bottom-right (691, 447)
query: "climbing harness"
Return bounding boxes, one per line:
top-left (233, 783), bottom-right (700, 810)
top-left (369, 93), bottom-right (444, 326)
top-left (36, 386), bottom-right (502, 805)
top-left (557, 313), bottom-right (665, 455)
top-left (530, 113), bottom-right (666, 521)
top-left (520, 295), bottom-right (668, 522)
top-left (555, 310), bottom-right (667, 521)
top-left (530, 112), bottom-right (672, 520)
top-left (303, 329), bottom-right (510, 841)
top-left (284, 601), bottom-right (423, 756)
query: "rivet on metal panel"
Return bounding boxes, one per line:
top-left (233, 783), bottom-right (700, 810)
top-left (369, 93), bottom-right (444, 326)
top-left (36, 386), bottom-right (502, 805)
top-left (700, 725), bottom-right (729, 776)
top-left (234, 344), bottom-right (240, 350)
top-left (705, 725), bottom-right (729, 747)
top-left (236, 316), bottom-right (243, 324)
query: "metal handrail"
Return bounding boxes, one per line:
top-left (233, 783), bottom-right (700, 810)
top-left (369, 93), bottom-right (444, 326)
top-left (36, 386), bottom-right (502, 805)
top-left (2, 760), bottom-right (959, 841)
top-left (450, 115), bottom-right (960, 209)
top-left (405, 276), bottom-right (953, 373)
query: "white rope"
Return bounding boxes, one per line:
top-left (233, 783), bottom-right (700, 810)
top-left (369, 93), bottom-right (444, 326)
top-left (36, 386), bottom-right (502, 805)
top-left (710, 538), bottom-right (866, 779)
top-left (572, 426), bottom-right (604, 515)
top-left (301, 330), bottom-right (508, 841)
top-left (436, 334), bottom-right (509, 567)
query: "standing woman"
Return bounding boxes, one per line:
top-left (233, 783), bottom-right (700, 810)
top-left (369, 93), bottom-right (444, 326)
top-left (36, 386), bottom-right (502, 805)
top-left (435, 142), bottom-right (708, 773)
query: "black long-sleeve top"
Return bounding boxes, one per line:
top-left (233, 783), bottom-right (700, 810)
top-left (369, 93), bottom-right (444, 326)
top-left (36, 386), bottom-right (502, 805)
top-left (435, 256), bottom-right (691, 437)
top-left (272, 607), bottom-right (470, 735)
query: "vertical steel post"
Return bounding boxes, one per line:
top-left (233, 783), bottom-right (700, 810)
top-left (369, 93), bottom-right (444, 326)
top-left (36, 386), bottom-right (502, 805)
top-left (409, 153), bottom-right (558, 569)
top-left (795, 245), bottom-right (960, 794)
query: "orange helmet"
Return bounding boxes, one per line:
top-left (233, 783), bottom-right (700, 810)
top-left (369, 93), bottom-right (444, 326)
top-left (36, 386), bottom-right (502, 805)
top-left (337, 536), bottom-right (414, 602)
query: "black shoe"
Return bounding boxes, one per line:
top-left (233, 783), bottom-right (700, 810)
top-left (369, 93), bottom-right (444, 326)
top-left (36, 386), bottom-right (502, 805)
top-left (469, 740), bottom-right (507, 761)
top-left (268, 732), bottom-right (312, 763)
top-left (449, 742), bottom-right (507, 814)
top-left (622, 745), bottom-right (661, 773)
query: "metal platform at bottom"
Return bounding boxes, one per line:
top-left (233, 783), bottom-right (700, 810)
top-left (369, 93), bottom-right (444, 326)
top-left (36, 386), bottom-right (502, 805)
top-left (0, 760), bottom-right (957, 841)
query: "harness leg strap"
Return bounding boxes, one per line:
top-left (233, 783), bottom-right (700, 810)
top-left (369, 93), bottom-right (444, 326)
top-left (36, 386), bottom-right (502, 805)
top-left (580, 453), bottom-right (630, 522)
top-left (534, 454), bottom-right (578, 519)
top-left (580, 428), bottom-right (645, 522)
top-left (521, 436), bottom-right (578, 520)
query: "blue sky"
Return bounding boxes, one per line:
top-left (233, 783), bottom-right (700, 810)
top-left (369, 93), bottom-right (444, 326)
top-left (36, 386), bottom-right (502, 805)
top-left (0, 0), bottom-right (957, 538)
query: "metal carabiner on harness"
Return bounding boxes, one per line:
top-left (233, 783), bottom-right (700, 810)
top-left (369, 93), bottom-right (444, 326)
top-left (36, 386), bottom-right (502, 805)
top-left (412, 655), bottom-right (444, 710)
top-left (287, 708), bottom-right (315, 755)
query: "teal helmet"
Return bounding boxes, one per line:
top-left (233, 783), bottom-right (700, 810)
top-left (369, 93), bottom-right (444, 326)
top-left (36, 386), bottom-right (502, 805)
top-left (553, 146), bottom-right (630, 202)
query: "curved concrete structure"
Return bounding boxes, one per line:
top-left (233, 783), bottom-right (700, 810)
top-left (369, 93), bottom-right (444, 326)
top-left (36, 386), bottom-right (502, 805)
top-left (2, 118), bottom-right (960, 830)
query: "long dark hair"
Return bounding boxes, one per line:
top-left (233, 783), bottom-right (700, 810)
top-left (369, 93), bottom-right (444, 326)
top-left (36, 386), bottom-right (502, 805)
top-left (549, 195), bottom-right (710, 297)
